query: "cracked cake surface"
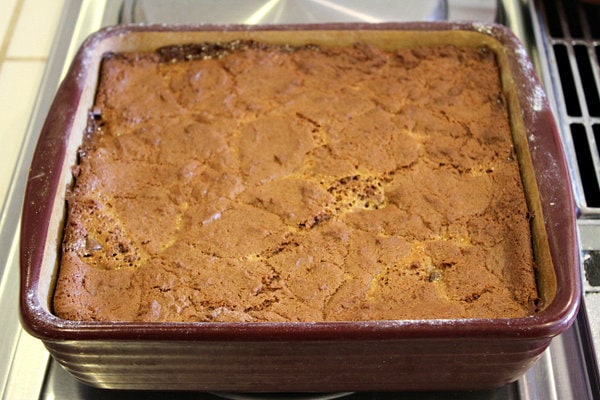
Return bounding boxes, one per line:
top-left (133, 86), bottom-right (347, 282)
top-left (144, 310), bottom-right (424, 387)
top-left (53, 41), bottom-right (539, 322)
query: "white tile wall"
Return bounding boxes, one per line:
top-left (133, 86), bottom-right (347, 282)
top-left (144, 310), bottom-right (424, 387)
top-left (0, 61), bottom-right (45, 198)
top-left (0, 0), bottom-right (19, 49)
top-left (0, 0), bottom-right (65, 206)
top-left (7, 0), bottom-right (65, 58)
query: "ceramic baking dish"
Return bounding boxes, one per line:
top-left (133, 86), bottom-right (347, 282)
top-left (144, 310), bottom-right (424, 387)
top-left (20, 22), bottom-right (580, 392)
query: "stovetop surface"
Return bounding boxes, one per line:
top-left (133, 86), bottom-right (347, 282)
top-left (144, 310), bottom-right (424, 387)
top-left (1, 1), bottom-right (599, 399)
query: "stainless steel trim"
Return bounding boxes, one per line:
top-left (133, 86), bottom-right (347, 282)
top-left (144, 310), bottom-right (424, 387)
top-left (120, 0), bottom-right (450, 25)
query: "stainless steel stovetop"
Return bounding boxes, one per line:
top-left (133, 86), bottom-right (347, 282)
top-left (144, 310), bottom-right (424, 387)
top-left (1, 0), bottom-right (599, 398)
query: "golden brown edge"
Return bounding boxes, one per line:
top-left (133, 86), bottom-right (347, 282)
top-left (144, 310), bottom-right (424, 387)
top-left (490, 38), bottom-right (557, 309)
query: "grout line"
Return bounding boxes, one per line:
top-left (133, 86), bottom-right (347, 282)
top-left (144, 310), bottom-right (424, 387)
top-left (5, 56), bottom-right (48, 62)
top-left (0, 0), bottom-right (26, 73)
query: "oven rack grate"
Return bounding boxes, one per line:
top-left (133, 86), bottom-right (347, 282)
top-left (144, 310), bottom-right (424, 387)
top-left (535, 0), bottom-right (600, 214)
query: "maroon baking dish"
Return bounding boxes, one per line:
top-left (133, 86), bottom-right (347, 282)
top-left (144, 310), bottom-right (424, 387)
top-left (20, 22), bottom-right (581, 392)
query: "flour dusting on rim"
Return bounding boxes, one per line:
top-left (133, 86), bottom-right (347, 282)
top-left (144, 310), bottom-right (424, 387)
top-left (513, 43), bottom-right (547, 114)
top-left (470, 22), bottom-right (495, 36)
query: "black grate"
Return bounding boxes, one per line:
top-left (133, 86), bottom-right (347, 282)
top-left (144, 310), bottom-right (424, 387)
top-left (542, 0), bottom-right (600, 213)
top-left (583, 3), bottom-right (600, 39)
top-left (575, 45), bottom-right (600, 118)
top-left (554, 44), bottom-right (582, 116)
top-left (564, 1), bottom-right (584, 38)
top-left (544, 0), bottom-right (563, 38)
top-left (572, 124), bottom-right (600, 207)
